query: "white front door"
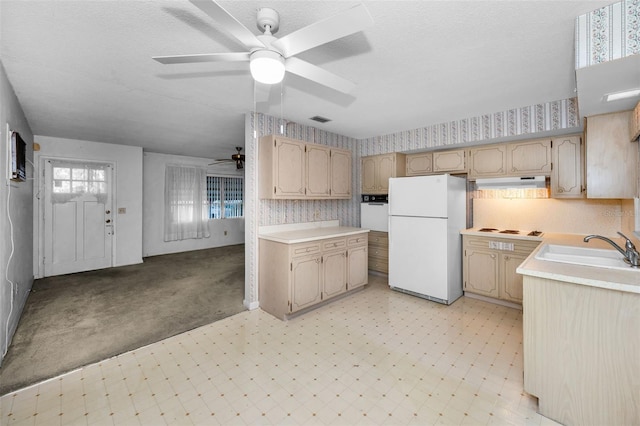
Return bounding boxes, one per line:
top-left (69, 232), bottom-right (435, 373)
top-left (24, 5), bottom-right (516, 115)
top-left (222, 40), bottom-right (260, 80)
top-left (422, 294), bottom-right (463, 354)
top-left (43, 160), bottom-right (114, 277)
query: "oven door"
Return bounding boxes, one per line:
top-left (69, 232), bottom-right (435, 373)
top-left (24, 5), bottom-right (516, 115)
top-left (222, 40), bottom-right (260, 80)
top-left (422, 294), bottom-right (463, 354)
top-left (361, 202), bottom-right (389, 232)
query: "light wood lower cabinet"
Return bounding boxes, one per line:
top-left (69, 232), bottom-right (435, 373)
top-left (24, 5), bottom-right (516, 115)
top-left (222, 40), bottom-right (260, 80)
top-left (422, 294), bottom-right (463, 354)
top-left (463, 235), bottom-right (540, 304)
top-left (523, 275), bottom-right (639, 425)
top-left (368, 230), bottom-right (389, 273)
top-left (259, 233), bottom-right (368, 319)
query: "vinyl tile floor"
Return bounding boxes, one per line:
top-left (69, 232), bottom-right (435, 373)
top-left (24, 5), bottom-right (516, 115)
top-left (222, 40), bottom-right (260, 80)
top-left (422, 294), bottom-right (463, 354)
top-left (1, 275), bottom-right (558, 426)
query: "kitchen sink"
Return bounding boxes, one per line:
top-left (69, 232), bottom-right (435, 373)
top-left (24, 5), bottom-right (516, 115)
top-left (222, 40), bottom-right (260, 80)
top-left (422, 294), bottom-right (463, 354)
top-left (534, 244), bottom-right (636, 271)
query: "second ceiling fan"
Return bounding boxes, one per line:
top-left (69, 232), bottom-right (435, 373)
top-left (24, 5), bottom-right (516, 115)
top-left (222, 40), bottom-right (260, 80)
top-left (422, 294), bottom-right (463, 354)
top-left (153, 0), bottom-right (374, 94)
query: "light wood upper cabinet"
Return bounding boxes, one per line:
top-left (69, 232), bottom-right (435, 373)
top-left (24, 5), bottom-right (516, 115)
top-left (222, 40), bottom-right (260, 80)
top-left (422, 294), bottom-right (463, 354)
top-left (330, 148), bottom-right (352, 199)
top-left (259, 136), bottom-right (306, 199)
top-left (507, 139), bottom-right (552, 175)
top-left (468, 139), bottom-right (551, 179)
top-left (259, 135), bottom-right (353, 199)
top-left (306, 144), bottom-right (331, 198)
top-left (468, 145), bottom-right (507, 178)
top-left (433, 149), bottom-right (466, 173)
top-left (551, 135), bottom-right (584, 198)
top-left (361, 153), bottom-right (405, 194)
top-left (586, 110), bottom-right (638, 199)
top-left (406, 152), bottom-right (433, 176)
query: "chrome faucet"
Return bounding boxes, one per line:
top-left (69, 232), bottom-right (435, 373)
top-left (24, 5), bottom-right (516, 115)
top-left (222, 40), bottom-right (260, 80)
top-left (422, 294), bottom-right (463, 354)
top-left (584, 232), bottom-right (640, 268)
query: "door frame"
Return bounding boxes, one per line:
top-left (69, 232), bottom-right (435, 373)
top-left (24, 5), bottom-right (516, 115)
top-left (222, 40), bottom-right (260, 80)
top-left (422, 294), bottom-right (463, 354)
top-left (35, 156), bottom-right (117, 278)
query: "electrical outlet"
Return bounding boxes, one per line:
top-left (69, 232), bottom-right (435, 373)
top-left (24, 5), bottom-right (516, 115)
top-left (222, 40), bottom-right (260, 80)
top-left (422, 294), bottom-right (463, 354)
top-left (118, 207), bottom-right (126, 214)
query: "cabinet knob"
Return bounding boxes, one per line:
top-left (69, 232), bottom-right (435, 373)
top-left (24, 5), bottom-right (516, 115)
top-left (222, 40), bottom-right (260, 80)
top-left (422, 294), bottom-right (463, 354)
top-left (504, 256), bottom-right (510, 260)
top-left (490, 254), bottom-right (496, 259)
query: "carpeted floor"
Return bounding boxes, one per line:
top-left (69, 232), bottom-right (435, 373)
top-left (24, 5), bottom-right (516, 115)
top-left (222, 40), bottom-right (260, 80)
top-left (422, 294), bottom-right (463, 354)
top-left (0, 244), bottom-right (245, 395)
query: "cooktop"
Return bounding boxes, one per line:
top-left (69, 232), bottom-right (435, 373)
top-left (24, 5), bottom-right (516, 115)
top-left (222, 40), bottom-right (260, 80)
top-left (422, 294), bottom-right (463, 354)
top-left (477, 228), bottom-right (543, 237)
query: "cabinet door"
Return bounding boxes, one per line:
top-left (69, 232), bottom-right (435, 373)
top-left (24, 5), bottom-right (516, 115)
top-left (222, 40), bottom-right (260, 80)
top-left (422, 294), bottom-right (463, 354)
top-left (464, 249), bottom-right (499, 297)
top-left (406, 152), bottom-right (433, 176)
top-left (361, 156), bottom-right (377, 193)
top-left (501, 253), bottom-right (527, 303)
top-left (508, 139), bottom-right (551, 175)
top-left (469, 145), bottom-right (507, 178)
top-left (323, 250), bottom-right (347, 299)
top-left (347, 245), bottom-right (368, 289)
top-left (274, 138), bottom-right (306, 197)
top-left (306, 144), bottom-right (331, 198)
top-left (291, 254), bottom-right (322, 312)
top-left (551, 136), bottom-right (584, 198)
top-left (433, 149), bottom-right (466, 173)
top-left (331, 148), bottom-right (352, 198)
top-left (377, 154), bottom-right (395, 193)
top-left (586, 111), bottom-right (637, 198)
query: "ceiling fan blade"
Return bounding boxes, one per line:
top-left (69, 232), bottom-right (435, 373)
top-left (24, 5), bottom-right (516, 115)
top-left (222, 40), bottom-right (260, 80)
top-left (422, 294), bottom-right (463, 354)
top-left (271, 4), bottom-right (373, 58)
top-left (189, 0), bottom-right (265, 50)
top-left (153, 52), bottom-right (250, 65)
top-left (254, 81), bottom-right (274, 104)
top-left (285, 57), bottom-right (356, 94)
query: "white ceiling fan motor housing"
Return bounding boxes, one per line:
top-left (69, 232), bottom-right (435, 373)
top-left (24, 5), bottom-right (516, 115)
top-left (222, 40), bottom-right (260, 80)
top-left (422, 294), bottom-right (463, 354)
top-left (257, 8), bottom-right (280, 34)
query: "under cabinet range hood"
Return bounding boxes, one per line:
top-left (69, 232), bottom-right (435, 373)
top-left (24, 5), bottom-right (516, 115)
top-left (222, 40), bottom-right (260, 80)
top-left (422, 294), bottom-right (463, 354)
top-left (475, 176), bottom-right (546, 189)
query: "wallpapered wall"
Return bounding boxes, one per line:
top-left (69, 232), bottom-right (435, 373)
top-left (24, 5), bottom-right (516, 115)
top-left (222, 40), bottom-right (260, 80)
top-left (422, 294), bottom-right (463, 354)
top-left (358, 98), bottom-right (579, 157)
top-left (575, 0), bottom-right (639, 69)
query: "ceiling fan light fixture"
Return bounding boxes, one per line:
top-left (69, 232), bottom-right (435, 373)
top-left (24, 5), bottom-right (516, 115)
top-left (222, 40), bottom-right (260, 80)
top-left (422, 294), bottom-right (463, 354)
top-left (250, 50), bottom-right (285, 84)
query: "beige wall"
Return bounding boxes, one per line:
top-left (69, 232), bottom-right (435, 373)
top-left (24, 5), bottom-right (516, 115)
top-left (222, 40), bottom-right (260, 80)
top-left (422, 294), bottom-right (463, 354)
top-left (473, 198), bottom-right (634, 240)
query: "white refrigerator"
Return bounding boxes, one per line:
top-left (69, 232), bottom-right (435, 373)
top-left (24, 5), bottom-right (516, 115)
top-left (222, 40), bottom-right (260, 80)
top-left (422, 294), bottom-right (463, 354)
top-left (388, 174), bottom-right (466, 304)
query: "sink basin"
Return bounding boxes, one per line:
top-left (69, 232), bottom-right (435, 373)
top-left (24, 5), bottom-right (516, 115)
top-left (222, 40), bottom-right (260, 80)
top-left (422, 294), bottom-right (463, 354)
top-left (535, 244), bottom-right (635, 271)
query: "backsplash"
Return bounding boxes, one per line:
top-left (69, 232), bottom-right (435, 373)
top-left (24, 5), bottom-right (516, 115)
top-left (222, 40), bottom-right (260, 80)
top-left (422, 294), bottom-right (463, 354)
top-left (473, 198), bottom-right (624, 236)
top-left (575, 0), bottom-right (639, 69)
top-left (358, 98), bottom-right (578, 156)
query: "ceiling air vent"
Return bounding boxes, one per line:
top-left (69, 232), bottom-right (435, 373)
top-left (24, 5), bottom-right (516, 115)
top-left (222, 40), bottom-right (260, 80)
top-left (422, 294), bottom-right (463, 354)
top-left (309, 116), bottom-right (331, 123)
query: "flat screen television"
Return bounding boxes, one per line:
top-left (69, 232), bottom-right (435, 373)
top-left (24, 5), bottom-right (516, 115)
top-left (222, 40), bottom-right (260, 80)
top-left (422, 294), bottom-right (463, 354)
top-left (10, 131), bottom-right (26, 182)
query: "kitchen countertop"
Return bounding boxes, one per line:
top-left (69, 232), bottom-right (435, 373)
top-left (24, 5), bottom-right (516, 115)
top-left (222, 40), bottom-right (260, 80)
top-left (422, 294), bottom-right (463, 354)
top-left (259, 220), bottom-right (368, 244)
top-left (516, 233), bottom-right (640, 294)
top-left (462, 228), bottom-right (640, 293)
top-left (460, 228), bottom-right (544, 241)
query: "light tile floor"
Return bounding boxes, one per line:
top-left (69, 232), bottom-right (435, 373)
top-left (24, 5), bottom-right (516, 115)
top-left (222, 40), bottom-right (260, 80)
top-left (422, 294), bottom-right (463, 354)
top-left (1, 275), bottom-right (559, 425)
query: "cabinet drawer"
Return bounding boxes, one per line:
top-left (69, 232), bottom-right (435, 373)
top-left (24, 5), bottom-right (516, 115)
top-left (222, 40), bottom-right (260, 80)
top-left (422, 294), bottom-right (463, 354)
top-left (464, 236), bottom-right (540, 255)
top-left (368, 247), bottom-right (388, 260)
top-left (368, 257), bottom-right (388, 273)
top-left (347, 234), bottom-right (368, 247)
top-left (292, 242), bottom-right (321, 256)
top-left (368, 231), bottom-right (388, 246)
top-left (322, 238), bottom-right (346, 251)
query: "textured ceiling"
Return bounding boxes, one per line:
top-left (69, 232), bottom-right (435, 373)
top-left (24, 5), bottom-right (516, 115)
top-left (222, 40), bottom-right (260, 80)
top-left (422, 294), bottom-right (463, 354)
top-left (0, 0), bottom-right (617, 159)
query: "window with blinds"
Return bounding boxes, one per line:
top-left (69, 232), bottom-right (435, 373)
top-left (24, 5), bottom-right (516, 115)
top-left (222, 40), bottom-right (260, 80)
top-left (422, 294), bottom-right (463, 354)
top-left (206, 176), bottom-right (244, 219)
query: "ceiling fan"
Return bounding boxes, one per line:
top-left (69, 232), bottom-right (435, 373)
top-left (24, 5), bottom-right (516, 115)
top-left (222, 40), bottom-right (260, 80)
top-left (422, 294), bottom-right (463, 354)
top-left (153, 0), bottom-right (374, 95)
top-left (209, 146), bottom-right (245, 169)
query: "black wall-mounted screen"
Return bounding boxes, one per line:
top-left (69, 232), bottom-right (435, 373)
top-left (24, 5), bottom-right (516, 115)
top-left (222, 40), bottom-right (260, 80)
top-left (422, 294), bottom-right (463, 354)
top-left (11, 131), bottom-right (26, 182)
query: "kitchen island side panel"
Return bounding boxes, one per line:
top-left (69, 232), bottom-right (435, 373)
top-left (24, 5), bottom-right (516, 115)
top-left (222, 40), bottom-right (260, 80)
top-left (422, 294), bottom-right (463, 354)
top-left (523, 275), bottom-right (639, 426)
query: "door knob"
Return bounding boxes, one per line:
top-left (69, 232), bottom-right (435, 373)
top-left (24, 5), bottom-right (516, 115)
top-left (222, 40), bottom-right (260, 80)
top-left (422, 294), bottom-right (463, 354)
top-left (106, 219), bottom-right (111, 224)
